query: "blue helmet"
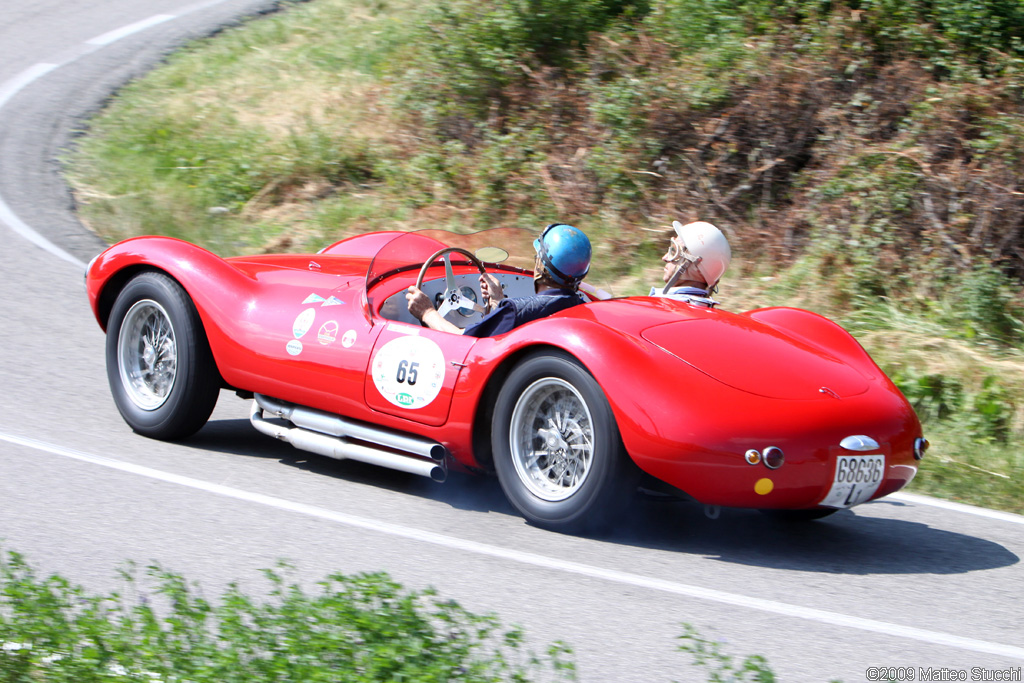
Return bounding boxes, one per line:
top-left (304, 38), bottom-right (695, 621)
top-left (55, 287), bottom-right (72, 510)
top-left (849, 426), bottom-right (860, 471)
top-left (533, 223), bottom-right (591, 287)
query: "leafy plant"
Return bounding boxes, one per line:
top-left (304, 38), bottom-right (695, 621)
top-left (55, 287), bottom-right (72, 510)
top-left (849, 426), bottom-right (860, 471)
top-left (0, 551), bottom-right (577, 683)
top-left (676, 623), bottom-right (776, 683)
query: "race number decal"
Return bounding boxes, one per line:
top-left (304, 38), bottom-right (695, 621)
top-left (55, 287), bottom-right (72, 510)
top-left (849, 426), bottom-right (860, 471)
top-left (371, 336), bottom-right (445, 409)
top-left (819, 454), bottom-right (886, 508)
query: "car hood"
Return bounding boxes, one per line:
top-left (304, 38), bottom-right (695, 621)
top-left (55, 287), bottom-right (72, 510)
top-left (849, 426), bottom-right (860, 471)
top-left (640, 316), bottom-right (871, 400)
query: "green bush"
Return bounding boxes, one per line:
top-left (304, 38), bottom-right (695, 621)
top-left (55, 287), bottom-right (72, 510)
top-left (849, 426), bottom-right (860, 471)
top-left (0, 551), bottom-right (576, 683)
top-left (891, 369), bottom-right (965, 423)
top-left (948, 266), bottom-right (1024, 345)
top-left (0, 550), bottom-right (802, 683)
top-left (851, 0), bottom-right (1024, 68)
top-left (890, 369), bottom-right (1014, 443)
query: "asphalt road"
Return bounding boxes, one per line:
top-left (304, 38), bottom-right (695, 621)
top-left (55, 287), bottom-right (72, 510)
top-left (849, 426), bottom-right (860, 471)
top-left (1, 3), bottom-right (1023, 681)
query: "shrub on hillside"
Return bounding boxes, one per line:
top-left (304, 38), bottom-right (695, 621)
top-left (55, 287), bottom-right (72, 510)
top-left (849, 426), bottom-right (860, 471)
top-left (412, 0), bottom-right (649, 119)
top-left (392, 0), bottom-right (1024, 328)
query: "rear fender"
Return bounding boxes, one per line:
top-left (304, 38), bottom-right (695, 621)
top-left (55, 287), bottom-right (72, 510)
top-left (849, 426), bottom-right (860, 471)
top-left (455, 317), bottom-right (716, 471)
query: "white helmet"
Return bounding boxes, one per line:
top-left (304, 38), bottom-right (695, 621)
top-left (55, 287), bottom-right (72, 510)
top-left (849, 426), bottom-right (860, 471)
top-left (671, 221), bottom-right (731, 288)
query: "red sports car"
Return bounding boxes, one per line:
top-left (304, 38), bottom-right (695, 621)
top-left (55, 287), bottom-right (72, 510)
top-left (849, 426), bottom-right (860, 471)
top-left (85, 227), bottom-right (926, 531)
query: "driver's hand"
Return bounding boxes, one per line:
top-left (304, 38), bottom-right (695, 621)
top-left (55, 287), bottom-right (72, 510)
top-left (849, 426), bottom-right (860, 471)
top-left (480, 273), bottom-right (504, 307)
top-left (406, 286), bottom-right (433, 320)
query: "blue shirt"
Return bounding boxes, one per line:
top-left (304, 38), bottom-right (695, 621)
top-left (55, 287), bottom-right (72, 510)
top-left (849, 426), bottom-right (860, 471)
top-left (463, 288), bottom-right (585, 337)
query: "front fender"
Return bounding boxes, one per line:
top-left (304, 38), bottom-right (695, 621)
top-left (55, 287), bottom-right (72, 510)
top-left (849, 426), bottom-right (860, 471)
top-left (86, 237), bottom-right (257, 386)
top-left (87, 236), bottom-right (253, 327)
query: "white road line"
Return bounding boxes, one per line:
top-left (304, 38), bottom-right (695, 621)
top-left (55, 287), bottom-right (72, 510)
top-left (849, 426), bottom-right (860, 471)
top-left (891, 491), bottom-right (1024, 525)
top-left (2, 431), bottom-right (1022, 662)
top-left (0, 62), bottom-right (85, 268)
top-left (0, 62), bottom-right (59, 111)
top-left (0, 2), bottom-right (242, 266)
top-left (87, 14), bottom-right (177, 46)
top-left (0, 188), bottom-right (83, 268)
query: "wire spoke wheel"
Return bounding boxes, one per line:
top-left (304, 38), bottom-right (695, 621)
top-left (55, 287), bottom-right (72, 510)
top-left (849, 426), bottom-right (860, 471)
top-left (118, 299), bottom-right (177, 410)
top-left (105, 272), bottom-right (220, 440)
top-left (510, 378), bottom-right (594, 501)
top-left (492, 352), bottom-right (638, 532)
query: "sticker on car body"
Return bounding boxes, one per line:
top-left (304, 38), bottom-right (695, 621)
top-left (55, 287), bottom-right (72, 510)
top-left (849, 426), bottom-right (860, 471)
top-left (819, 454), bottom-right (886, 508)
top-left (317, 321), bottom-right (338, 345)
top-left (372, 336), bottom-right (445, 409)
top-left (293, 308), bottom-right (316, 339)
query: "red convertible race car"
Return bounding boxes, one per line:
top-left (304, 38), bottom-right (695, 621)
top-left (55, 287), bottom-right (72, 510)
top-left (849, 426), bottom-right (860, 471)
top-left (85, 227), bottom-right (927, 531)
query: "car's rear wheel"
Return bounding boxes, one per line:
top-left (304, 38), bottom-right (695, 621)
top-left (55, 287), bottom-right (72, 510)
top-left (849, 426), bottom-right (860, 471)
top-left (492, 352), bottom-right (637, 532)
top-left (105, 271), bottom-right (219, 440)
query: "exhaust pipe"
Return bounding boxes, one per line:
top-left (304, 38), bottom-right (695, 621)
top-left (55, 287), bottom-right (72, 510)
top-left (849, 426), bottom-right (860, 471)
top-left (255, 394), bottom-right (445, 462)
top-left (250, 397), bottom-right (447, 482)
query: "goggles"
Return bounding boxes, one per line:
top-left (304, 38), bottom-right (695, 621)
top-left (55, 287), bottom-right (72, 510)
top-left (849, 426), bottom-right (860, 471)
top-left (663, 236), bottom-right (703, 267)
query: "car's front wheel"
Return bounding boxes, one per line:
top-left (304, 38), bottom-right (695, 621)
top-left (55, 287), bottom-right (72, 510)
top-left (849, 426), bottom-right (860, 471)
top-left (105, 271), bottom-right (220, 440)
top-left (492, 352), bottom-right (637, 532)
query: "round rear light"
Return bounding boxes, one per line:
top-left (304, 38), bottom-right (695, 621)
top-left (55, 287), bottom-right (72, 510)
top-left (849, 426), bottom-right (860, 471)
top-left (914, 437), bottom-right (929, 460)
top-left (744, 449), bottom-right (762, 465)
top-left (762, 446), bottom-right (785, 469)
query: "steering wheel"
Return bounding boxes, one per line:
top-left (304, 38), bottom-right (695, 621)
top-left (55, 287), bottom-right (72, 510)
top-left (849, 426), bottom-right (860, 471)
top-left (415, 247), bottom-right (493, 323)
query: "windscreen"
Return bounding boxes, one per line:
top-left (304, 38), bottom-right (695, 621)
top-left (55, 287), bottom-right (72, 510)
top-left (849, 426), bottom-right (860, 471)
top-left (365, 227), bottom-right (537, 291)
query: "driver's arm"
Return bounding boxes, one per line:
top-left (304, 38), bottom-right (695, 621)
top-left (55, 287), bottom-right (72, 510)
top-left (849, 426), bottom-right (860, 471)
top-left (406, 286), bottom-right (464, 334)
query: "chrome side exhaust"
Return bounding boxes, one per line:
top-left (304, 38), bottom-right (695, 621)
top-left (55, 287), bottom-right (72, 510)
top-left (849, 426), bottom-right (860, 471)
top-left (250, 394), bottom-right (447, 482)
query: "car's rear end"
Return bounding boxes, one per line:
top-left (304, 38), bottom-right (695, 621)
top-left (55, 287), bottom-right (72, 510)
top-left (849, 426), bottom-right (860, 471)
top-left (549, 298), bottom-right (924, 512)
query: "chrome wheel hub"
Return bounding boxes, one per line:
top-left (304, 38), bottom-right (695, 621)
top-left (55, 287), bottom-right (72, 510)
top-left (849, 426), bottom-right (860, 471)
top-left (118, 299), bottom-right (177, 410)
top-left (509, 378), bottom-right (594, 501)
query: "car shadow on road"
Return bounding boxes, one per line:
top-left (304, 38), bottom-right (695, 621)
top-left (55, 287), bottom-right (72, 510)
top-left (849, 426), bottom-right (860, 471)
top-left (601, 495), bottom-right (1020, 576)
top-left (186, 419), bottom-right (1018, 577)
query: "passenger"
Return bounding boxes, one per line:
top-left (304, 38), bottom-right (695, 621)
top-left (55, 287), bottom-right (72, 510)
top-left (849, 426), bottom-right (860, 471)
top-left (407, 223), bottom-right (592, 337)
top-left (651, 221), bottom-right (731, 307)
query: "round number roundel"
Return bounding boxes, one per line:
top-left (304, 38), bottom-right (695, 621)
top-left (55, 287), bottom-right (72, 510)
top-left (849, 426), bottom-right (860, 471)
top-left (372, 335), bottom-right (446, 409)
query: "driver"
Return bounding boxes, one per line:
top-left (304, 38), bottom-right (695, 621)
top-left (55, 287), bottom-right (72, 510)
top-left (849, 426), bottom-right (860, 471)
top-left (651, 220), bottom-right (731, 307)
top-left (406, 223), bottom-right (592, 337)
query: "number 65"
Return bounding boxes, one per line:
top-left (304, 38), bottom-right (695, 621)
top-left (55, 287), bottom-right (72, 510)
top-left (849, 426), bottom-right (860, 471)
top-left (396, 359), bottom-right (419, 385)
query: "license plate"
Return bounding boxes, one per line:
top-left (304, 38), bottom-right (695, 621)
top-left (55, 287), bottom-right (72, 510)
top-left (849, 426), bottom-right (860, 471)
top-left (819, 454), bottom-right (886, 508)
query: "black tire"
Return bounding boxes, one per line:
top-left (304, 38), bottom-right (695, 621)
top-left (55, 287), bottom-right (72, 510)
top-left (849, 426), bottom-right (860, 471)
top-left (759, 508), bottom-right (838, 522)
top-left (105, 271), bottom-right (220, 440)
top-left (491, 352), bottom-right (638, 532)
